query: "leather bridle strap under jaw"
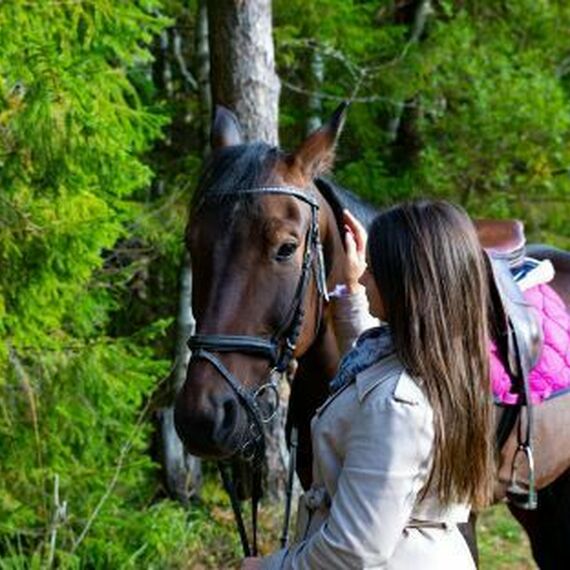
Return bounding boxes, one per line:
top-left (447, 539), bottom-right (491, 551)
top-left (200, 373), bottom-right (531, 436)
top-left (186, 185), bottom-right (329, 556)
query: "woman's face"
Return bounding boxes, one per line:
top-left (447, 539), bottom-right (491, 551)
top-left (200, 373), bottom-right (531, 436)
top-left (359, 263), bottom-right (386, 321)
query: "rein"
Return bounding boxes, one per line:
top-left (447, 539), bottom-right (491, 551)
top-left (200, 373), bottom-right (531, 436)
top-left (187, 185), bottom-right (329, 555)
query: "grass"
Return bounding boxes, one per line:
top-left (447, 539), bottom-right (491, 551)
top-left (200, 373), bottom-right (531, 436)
top-left (180, 481), bottom-right (537, 569)
top-left (478, 503), bottom-right (536, 569)
top-left (0, 495), bottom-right (537, 569)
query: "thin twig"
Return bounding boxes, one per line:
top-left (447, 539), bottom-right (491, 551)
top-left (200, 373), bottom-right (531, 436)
top-left (71, 364), bottom-right (175, 552)
top-left (46, 474), bottom-right (67, 568)
top-left (279, 39), bottom-right (361, 79)
top-left (280, 79), bottom-right (412, 106)
top-left (172, 28), bottom-right (199, 92)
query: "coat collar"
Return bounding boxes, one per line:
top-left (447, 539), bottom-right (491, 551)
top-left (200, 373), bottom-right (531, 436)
top-left (315, 354), bottom-right (420, 417)
top-left (354, 353), bottom-right (403, 402)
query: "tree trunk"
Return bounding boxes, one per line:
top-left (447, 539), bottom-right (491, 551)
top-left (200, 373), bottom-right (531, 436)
top-left (196, 0), bottom-right (211, 155)
top-left (306, 49), bottom-right (324, 135)
top-left (159, 250), bottom-right (200, 504)
top-left (207, 0), bottom-right (286, 500)
top-left (153, 7), bottom-right (203, 503)
top-left (207, 0), bottom-right (280, 145)
top-left (389, 0), bottom-right (432, 166)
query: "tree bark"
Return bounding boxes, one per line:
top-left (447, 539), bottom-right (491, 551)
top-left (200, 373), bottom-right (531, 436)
top-left (207, 0), bottom-right (280, 145)
top-left (196, 0), bottom-right (211, 155)
top-left (159, 250), bottom-right (200, 504)
top-left (306, 48), bottom-right (324, 135)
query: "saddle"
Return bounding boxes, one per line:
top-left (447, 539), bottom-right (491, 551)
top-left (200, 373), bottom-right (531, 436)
top-left (475, 219), bottom-right (526, 268)
top-left (475, 218), bottom-right (543, 510)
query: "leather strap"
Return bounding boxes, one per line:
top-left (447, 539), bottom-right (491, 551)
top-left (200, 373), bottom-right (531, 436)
top-left (188, 334), bottom-right (277, 362)
top-left (219, 463), bottom-right (252, 557)
top-left (188, 184), bottom-right (323, 375)
top-left (281, 426), bottom-right (298, 547)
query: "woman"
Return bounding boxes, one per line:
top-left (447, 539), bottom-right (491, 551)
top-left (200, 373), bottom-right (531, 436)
top-left (244, 200), bottom-right (494, 569)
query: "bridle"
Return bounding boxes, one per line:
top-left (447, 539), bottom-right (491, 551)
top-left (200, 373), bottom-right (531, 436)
top-left (187, 186), bottom-right (329, 454)
top-left (186, 185), bottom-right (329, 555)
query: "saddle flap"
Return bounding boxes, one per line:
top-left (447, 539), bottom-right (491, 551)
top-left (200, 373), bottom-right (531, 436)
top-left (486, 255), bottom-right (543, 394)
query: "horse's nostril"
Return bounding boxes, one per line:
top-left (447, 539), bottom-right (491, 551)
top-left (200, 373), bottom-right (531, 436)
top-left (219, 397), bottom-right (238, 438)
top-left (174, 391), bottom-right (240, 454)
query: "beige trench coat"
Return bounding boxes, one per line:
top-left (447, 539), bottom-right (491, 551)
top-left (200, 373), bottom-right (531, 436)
top-left (261, 291), bottom-right (475, 569)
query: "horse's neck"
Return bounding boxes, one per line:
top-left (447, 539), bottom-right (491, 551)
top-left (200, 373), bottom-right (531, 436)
top-left (314, 176), bottom-right (379, 231)
top-left (285, 188), bottom-right (346, 491)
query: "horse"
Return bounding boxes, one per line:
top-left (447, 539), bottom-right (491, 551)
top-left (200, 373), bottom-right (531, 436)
top-left (174, 104), bottom-right (570, 569)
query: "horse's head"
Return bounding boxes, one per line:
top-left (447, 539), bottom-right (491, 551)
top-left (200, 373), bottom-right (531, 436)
top-left (174, 105), bottom-right (347, 460)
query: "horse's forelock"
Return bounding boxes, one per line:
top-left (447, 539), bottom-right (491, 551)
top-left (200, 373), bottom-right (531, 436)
top-left (191, 143), bottom-right (286, 214)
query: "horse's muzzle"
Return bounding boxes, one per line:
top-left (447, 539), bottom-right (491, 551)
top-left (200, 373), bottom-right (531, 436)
top-left (174, 380), bottom-right (244, 458)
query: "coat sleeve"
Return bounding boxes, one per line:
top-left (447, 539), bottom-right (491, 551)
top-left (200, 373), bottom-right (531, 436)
top-left (261, 385), bottom-right (434, 570)
top-left (330, 288), bottom-right (379, 355)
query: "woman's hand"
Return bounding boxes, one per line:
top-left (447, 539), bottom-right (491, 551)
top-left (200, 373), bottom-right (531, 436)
top-left (241, 557), bottom-right (262, 569)
top-left (342, 209), bottom-right (368, 294)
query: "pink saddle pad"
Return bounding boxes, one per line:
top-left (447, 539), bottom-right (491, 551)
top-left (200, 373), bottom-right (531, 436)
top-left (491, 284), bottom-right (570, 404)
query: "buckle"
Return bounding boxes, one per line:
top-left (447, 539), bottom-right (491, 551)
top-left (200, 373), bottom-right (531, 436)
top-left (253, 372), bottom-right (282, 423)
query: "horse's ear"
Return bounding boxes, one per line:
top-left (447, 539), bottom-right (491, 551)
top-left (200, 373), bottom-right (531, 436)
top-left (211, 105), bottom-right (243, 150)
top-left (292, 102), bottom-right (349, 179)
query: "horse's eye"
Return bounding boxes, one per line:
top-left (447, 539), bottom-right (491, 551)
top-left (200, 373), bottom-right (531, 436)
top-left (275, 242), bottom-right (298, 262)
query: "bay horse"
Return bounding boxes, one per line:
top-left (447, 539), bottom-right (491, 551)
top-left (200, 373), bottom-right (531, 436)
top-left (174, 104), bottom-right (570, 569)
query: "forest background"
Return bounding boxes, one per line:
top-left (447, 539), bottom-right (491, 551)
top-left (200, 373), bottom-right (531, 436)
top-left (1, 0), bottom-right (569, 568)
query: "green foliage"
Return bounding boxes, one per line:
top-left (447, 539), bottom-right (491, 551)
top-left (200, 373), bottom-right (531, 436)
top-left (275, 0), bottom-right (570, 247)
top-left (0, 0), bottom-right (168, 348)
top-left (412, 6), bottom-right (570, 231)
top-left (0, 1), bottom-right (197, 567)
top-left (1, 341), bottom-right (169, 567)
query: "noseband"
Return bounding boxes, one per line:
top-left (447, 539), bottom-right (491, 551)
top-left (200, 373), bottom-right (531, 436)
top-left (187, 186), bottom-right (329, 459)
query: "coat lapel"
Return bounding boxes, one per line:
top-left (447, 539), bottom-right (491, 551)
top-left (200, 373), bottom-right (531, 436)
top-left (315, 353), bottom-right (404, 417)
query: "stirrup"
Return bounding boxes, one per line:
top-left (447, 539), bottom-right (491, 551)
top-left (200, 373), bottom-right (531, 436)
top-left (506, 443), bottom-right (537, 510)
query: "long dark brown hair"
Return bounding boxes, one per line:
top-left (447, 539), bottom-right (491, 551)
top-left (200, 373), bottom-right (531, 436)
top-left (368, 200), bottom-right (494, 510)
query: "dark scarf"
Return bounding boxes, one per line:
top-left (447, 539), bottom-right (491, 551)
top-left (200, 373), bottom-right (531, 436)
top-left (329, 325), bottom-right (395, 393)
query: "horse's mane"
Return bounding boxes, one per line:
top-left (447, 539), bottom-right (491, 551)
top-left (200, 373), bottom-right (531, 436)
top-left (191, 143), bottom-right (285, 213)
top-left (315, 177), bottom-right (379, 235)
